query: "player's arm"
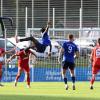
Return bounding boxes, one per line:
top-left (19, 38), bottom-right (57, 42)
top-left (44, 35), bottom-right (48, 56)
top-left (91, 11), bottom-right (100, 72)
top-left (90, 49), bottom-right (94, 63)
top-left (44, 21), bottom-right (51, 33)
top-left (7, 54), bottom-right (17, 63)
top-left (74, 45), bottom-right (80, 59)
top-left (74, 51), bottom-right (79, 59)
top-left (48, 43), bottom-right (52, 57)
top-left (58, 47), bottom-right (64, 63)
top-left (4, 47), bottom-right (15, 54)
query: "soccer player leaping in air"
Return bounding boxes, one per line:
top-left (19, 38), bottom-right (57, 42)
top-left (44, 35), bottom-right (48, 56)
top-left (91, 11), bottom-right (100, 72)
top-left (15, 21), bottom-right (52, 57)
top-left (58, 34), bottom-right (79, 90)
top-left (90, 38), bottom-right (100, 89)
top-left (7, 48), bottom-right (37, 88)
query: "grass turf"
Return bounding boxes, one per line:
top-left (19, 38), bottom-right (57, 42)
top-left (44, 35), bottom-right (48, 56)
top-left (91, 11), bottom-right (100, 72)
top-left (0, 82), bottom-right (100, 100)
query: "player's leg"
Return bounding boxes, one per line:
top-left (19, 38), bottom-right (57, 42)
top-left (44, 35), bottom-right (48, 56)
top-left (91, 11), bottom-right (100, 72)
top-left (15, 34), bottom-right (39, 45)
top-left (70, 69), bottom-right (76, 90)
top-left (90, 73), bottom-right (96, 89)
top-left (27, 42), bottom-right (46, 53)
top-left (24, 66), bottom-right (30, 88)
top-left (90, 66), bottom-right (98, 89)
top-left (15, 35), bottom-right (46, 53)
top-left (0, 70), bottom-right (1, 79)
top-left (69, 63), bottom-right (76, 90)
top-left (15, 67), bottom-right (22, 87)
top-left (25, 72), bottom-right (30, 88)
top-left (0, 65), bottom-right (4, 86)
top-left (0, 68), bottom-right (3, 86)
top-left (61, 61), bottom-right (68, 90)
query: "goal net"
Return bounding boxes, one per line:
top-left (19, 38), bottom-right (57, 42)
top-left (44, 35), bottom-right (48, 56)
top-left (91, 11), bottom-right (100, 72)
top-left (27, 28), bottom-right (100, 82)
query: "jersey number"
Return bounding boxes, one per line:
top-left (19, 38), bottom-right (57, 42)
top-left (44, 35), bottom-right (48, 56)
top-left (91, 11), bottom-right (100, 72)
top-left (68, 46), bottom-right (72, 53)
top-left (96, 49), bottom-right (100, 58)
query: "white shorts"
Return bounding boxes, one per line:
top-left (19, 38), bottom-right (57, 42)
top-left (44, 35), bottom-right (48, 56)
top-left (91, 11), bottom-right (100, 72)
top-left (0, 57), bottom-right (4, 63)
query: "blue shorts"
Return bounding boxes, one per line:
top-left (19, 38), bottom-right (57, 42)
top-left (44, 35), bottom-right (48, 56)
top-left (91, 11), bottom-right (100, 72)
top-left (35, 42), bottom-right (46, 53)
top-left (62, 61), bottom-right (75, 70)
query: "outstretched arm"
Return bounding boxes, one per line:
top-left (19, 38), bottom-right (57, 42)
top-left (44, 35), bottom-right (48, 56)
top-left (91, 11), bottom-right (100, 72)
top-left (44, 21), bottom-right (51, 33)
top-left (7, 54), bottom-right (17, 63)
top-left (4, 47), bottom-right (15, 54)
top-left (48, 43), bottom-right (52, 57)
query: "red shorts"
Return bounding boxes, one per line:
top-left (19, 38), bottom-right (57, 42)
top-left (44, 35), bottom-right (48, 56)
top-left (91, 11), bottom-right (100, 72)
top-left (92, 65), bottom-right (100, 74)
top-left (0, 63), bottom-right (2, 70)
top-left (18, 66), bottom-right (30, 73)
top-left (18, 64), bottom-right (30, 73)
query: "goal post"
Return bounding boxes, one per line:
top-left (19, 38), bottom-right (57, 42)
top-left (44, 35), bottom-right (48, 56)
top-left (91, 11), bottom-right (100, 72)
top-left (27, 27), bottom-right (100, 39)
top-left (27, 27), bottom-right (100, 82)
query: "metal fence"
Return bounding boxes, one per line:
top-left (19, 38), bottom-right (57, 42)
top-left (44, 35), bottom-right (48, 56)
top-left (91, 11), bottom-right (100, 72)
top-left (0, 0), bottom-right (99, 36)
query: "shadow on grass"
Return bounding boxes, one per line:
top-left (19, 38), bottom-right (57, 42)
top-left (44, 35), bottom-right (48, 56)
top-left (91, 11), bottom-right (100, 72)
top-left (0, 95), bottom-right (99, 100)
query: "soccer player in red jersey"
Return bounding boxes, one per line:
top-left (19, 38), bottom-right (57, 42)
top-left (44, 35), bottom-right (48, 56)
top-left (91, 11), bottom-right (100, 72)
top-left (90, 38), bottom-right (100, 89)
top-left (7, 48), bottom-right (37, 88)
top-left (0, 47), bottom-right (15, 86)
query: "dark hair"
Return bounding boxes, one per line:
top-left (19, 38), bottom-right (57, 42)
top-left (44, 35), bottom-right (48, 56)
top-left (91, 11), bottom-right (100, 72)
top-left (20, 49), bottom-right (24, 51)
top-left (40, 27), bottom-right (45, 33)
top-left (25, 47), bottom-right (31, 53)
top-left (97, 38), bottom-right (100, 44)
top-left (20, 47), bottom-right (29, 53)
top-left (68, 34), bottom-right (74, 40)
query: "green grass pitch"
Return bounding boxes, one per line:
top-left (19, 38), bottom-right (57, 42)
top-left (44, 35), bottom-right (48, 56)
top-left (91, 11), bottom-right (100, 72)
top-left (0, 82), bottom-right (100, 100)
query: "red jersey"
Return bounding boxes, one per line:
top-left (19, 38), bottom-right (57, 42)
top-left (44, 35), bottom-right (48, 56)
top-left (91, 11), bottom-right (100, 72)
top-left (17, 50), bottom-right (31, 67)
top-left (0, 48), bottom-right (5, 69)
top-left (0, 48), bottom-right (5, 56)
top-left (91, 45), bottom-right (100, 66)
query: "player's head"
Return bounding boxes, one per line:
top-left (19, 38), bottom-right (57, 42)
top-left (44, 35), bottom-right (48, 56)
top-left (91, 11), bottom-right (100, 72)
top-left (25, 46), bottom-right (32, 54)
top-left (20, 45), bottom-right (30, 53)
top-left (25, 48), bottom-right (30, 53)
top-left (20, 48), bottom-right (24, 51)
top-left (40, 27), bottom-right (45, 33)
top-left (97, 38), bottom-right (100, 45)
top-left (68, 34), bottom-right (74, 41)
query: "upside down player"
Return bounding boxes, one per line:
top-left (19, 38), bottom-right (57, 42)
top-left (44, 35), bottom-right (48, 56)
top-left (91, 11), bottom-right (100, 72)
top-left (15, 21), bottom-right (52, 57)
top-left (7, 48), bottom-right (37, 88)
top-left (90, 38), bottom-right (100, 89)
top-left (0, 47), bottom-right (14, 86)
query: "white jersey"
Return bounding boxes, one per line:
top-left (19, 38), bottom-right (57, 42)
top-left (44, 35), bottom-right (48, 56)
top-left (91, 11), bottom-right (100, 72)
top-left (0, 56), bottom-right (4, 63)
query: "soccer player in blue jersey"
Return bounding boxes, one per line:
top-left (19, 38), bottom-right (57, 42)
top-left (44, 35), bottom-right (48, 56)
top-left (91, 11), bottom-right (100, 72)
top-left (15, 21), bottom-right (52, 57)
top-left (58, 34), bottom-right (79, 90)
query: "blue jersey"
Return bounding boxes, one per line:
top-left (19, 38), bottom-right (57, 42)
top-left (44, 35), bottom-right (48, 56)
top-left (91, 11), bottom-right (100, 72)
top-left (42, 32), bottom-right (51, 46)
top-left (62, 41), bottom-right (79, 63)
